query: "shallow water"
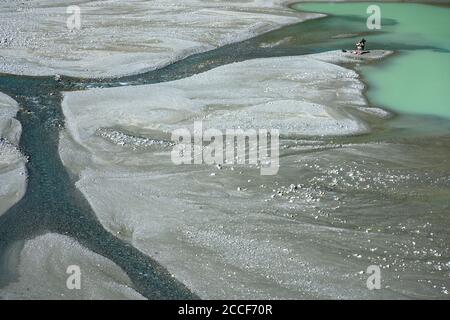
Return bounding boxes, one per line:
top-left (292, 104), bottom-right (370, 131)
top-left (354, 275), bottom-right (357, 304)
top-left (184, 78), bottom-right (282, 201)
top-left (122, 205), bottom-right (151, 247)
top-left (0, 2), bottom-right (449, 299)
top-left (365, 50), bottom-right (450, 118)
top-left (294, 2), bottom-right (450, 118)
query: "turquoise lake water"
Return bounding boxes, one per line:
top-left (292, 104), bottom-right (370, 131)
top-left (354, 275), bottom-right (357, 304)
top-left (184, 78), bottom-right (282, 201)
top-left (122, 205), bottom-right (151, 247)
top-left (293, 2), bottom-right (450, 119)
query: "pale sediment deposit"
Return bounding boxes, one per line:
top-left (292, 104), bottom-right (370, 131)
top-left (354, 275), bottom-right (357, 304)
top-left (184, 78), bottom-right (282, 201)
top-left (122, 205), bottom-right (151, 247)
top-left (0, 0), bottom-right (320, 78)
top-left (0, 233), bottom-right (145, 299)
top-left (61, 50), bottom-right (392, 141)
top-left (0, 92), bottom-right (27, 216)
top-left (57, 51), bottom-right (438, 299)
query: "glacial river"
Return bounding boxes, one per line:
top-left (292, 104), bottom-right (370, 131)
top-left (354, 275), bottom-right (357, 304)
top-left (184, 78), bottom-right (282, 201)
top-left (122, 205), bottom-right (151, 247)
top-left (0, 2), bottom-right (449, 298)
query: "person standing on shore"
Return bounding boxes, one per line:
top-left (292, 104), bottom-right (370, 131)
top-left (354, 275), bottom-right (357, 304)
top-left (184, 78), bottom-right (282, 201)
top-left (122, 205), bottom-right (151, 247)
top-left (355, 38), bottom-right (366, 55)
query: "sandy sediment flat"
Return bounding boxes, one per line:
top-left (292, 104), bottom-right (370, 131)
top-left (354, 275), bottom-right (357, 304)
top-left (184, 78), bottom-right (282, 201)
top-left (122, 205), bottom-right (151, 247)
top-left (0, 0), bottom-right (321, 78)
top-left (58, 51), bottom-right (400, 299)
top-left (61, 50), bottom-right (392, 143)
top-left (0, 233), bottom-right (145, 299)
top-left (0, 92), bottom-right (27, 216)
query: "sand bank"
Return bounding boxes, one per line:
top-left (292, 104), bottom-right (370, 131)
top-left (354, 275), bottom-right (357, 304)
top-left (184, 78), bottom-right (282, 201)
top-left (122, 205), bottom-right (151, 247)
top-left (61, 50), bottom-right (392, 143)
top-left (0, 0), bottom-right (321, 78)
top-left (0, 92), bottom-right (27, 216)
top-left (0, 233), bottom-right (144, 299)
